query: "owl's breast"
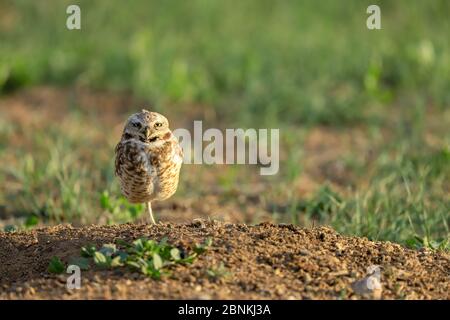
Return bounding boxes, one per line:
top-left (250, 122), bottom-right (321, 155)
top-left (115, 137), bottom-right (182, 203)
top-left (115, 139), bottom-right (156, 203)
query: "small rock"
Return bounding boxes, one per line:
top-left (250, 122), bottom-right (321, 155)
top-left (192, 219), bottom-right (207, 229)
top-left (303, 273), bottom-right (312, 283)
top-left (299, 249), bottom-right (311, 256)
top-left (351, 277), bottom-right (382, 299)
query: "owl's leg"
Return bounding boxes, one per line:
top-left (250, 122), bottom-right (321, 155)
top-left (147, 202), bottom-right (156, 224)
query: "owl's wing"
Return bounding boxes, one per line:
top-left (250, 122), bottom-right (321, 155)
top-left (172, 137), bottom-right (184, 165)
top-left (115, 140), bottom-right (155, 177)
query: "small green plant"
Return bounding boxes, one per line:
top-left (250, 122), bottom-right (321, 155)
top-left (24, 215), bottom-right (39, 229)
top-left (77, 237), bottom-right (213, 279)
top-left (194, 237), bottom-right (213, 254)
top-left (3, 225), bottom-right (17, 233)
top-left (80, 243), bottom-right (97, 258)
top-left (406, 235), bottom-right (449, 251)
top-left (206, 262), bottom-right (231, 280)
top-left (48, 256), bottom-right (65, 274)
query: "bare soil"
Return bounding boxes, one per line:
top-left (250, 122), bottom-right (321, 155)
top-left (0, 221), bottom-right (448, 300)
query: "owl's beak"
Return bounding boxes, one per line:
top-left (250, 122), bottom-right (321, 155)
top-left (143, 126), bottom-right (151, 138)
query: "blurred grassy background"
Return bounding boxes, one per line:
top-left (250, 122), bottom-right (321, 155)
top-left (0, 0), bottom-right (448, 249)
top-left (2, 0), bottom-right (450, 124)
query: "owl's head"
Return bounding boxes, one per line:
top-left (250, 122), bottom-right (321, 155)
top-left (122, 109), bottom-right (171, 144)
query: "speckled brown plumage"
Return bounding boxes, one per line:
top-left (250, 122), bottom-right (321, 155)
top-left (114, 109), bottom-right (183, 223)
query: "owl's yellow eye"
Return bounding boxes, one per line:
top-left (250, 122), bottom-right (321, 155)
top-left (154, 122), bottom-right (163, 128)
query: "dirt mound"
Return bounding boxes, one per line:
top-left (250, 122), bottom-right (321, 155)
top-left (0, 221), bottom-right (448, 300)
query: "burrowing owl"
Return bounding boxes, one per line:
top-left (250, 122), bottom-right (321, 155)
top-left (115, 109), bottom-right (183, 224)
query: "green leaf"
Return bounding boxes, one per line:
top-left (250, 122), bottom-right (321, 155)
top-left (194, 237), bottom-right (213, 254)
top-left (148, 269), bottom-right (161, 280)
top-left (143, 239), bottom-right (156, 252)
top-left (181, 254), bottom-right (197, 264)
top-left (141, 266), bottom-right (148, 275)
top-left (133, 238), bottom-right (145, 253)
top-left (152, 253), bottom-right (163, 270)
top-left (69, 257), bottom-right (90, 270)
top-left (111, 256), bottom-right (123, 267)
top-left (81, 244), bottom-right (97, 257)
top-left (126, 261), bottom-right (141, 269)
top-left (48, 256), bottom-right (65, 274)
top-left (207, 262), bottom-right (230, 279)
top-left (159, 237), bottom-right (168, 247)
top-left (93, 251), bottom-right (110, 267)
top-left (170, 248), bottom-right (181, 261)
top-left (99, 243), bottom-right (117, 257)
top-left (116, 250), bottom-right (129, 262)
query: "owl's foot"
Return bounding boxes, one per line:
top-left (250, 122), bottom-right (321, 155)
top-left (147, 202), bottom-right (156, 225)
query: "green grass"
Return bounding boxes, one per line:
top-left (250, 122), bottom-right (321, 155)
top-left (275, 120), bottom-right (449, 248)
top-left (0, 1), bottom-right (449, 250)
